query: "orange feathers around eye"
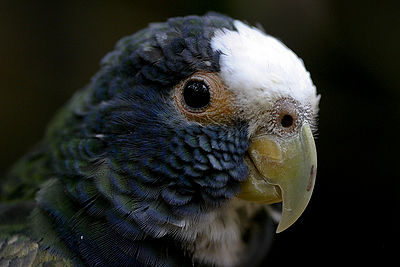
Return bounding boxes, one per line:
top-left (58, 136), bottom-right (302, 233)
top-left (174, 71), bottom-right (235, 124)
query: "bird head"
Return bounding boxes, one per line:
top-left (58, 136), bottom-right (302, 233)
top-left (47, 13), bottom-right (319, 238)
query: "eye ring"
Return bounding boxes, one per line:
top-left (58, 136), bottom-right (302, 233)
top-left (174, 71), bottom-right (235, 124)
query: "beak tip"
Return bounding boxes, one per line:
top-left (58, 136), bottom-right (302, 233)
top-left (275, 217), bottom-right (298, 233)
top-left (275, 215), bottom-right (295, 233)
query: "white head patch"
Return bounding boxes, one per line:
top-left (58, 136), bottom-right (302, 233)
top-left (211, 20), bottom-right (319, 134)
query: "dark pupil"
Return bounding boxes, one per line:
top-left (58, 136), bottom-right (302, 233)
top-left (183, 81), bottom-right (210, 109)
top-left (281, 114), bottom-right (294, 128)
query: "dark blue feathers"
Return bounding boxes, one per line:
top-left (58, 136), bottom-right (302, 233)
top-left (29, 13), bottom-right (258, 267)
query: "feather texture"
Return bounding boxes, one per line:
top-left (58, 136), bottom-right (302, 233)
top-left (0, 13), bottom-right (279, 266)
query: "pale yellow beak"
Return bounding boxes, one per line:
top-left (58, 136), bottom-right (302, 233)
top-left (238, 124), bottom-right (317, 233)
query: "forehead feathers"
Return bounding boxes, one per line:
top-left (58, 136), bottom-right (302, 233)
top-left (211, 20), bottom-right (319, 111)
top-left (96, 14), bottom-right (236, 91)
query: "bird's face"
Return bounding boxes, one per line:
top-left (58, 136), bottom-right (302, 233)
top-left (167, 20), bottom-right (319, 232)
top-left (51, 15), bottom-right (319, 236)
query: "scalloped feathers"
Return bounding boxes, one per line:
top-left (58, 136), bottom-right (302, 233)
top-left (1, 13), bottom-right (277, 267)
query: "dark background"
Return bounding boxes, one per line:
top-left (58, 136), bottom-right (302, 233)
top-left (1, 0), bottom-right (399, 265)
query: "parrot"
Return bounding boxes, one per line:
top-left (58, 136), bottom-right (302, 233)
top-left (0, 13), bottom-right (320, 267)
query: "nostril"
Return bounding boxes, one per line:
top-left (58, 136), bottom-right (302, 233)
top-left (280, 114), bottom-right (294, 128)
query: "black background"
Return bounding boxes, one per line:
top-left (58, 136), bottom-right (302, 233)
top-left (1, 0), bottom-right (399, 265)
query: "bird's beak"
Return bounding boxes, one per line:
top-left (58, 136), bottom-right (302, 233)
top-left (238, 124), bottom-right (317, 233)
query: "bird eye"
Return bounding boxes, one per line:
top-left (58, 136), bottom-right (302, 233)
top-left (174, 71), bottom-right (234, 124)
top-left (183, 81), bottom-right (210, 110)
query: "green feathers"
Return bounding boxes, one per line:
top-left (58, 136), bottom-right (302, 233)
top-left (0, 234), bottom-right (73, 266)
top-left (1, 145), bottom-right (50, 202)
